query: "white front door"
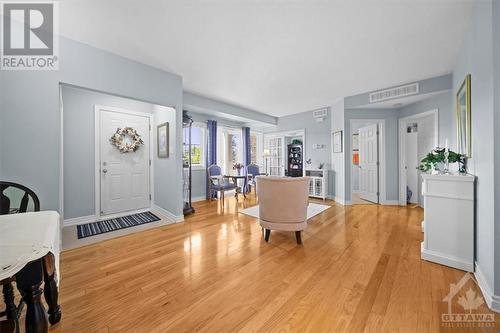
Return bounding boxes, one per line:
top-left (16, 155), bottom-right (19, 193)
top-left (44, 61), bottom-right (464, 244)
top-left (359, 124), bottom-right (379, 203)
top-left (99, 109), bottom-right (151, 216)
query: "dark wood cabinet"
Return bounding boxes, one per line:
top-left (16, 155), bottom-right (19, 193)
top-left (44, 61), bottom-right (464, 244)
top-left (287, 144), bottom-right (303, 177)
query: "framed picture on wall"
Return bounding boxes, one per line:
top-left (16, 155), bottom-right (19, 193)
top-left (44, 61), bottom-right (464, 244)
top-left (333, 130), bottom-right (343, 153)
top-left (157, 122), bottom-right (169, 158)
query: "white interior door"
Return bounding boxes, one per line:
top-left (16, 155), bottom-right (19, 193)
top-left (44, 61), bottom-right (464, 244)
top-left (264, 136), bottom-right (284, 176)
top-left (406, 132), bottom-right (418, 204)
top-left (359, 124), bottom-right (379, 203)
top-left (99, 109), bottom-right (151, 216)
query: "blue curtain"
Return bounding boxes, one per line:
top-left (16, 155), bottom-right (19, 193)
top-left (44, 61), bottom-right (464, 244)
top-left (206, 120), bottom-right (217, 199)
top-left (242, 127), bottom-right (251, 166)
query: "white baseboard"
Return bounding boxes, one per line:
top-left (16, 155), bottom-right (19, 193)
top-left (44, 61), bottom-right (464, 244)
top-left (334, 196), bottom-right (351, 205)
top-left (192, 196), bottom-right (207, 202)
top-left (64, 215), bottom-right (96, 226)
top-left (152, 204), bottom-right (184, 223)
top-left (381, 200), bottom-right (399, 206)
top-left (475, 262), bottom-right (500, 313)
top-left (421, 242), bottom-right (474, 272)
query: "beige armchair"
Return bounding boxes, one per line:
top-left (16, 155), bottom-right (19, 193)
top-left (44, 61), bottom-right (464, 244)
top-left (255, 176), bottom-right (310, 244)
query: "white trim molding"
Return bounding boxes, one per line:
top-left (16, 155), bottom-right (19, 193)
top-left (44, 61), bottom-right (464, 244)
top-left (380, 200), bottom-right (399, 205)
top-left (152, 204), bottom-right (184, 223)
top-left (192, 196), bottom-right (207, 203)
top-left (334, 196), bottom-right (351, 205)
top-left (421, 243), bottom-right (473, 272)
top-left (64, 208), bottom-right (150, 226)
top-left (64, 215), bottom-right (96, 227)
top-left (475, 262), bottom-right (500, 313)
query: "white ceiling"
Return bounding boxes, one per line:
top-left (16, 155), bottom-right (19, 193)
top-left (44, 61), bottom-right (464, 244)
top-left (59, 0), bottom-right (473, 117)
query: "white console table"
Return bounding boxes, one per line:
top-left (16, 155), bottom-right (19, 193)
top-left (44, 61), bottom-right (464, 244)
top-left (305, 169), bottom-right (328, 200)
top-left (421, 173), bottom-right (475, 271)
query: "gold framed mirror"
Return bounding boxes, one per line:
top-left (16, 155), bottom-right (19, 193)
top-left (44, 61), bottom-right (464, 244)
top-left (456, 74), bottom-right (471, 158)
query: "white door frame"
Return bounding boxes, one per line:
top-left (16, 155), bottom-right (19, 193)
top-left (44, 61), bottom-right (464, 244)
top-left (398, 109), bottom-right (439, 206)
top-left (94, 105), bottom-right (154, 219)
top-left (264, 129), bottom-right (306, 176)
top-left (349, 119), bottom-right (386, 204)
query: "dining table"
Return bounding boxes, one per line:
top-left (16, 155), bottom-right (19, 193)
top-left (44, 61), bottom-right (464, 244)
top-left (0, 211), bottom-right (62, 333)
top-left (223, 174), bottom-right (248, 199)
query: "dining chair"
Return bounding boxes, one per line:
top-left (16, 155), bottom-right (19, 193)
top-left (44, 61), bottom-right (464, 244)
top-left (207, 165), bottom-right (237, 208)
top-left (245, 164), bottom-right (261, 196)
top-left (0, 181), bottom-right (40, 333)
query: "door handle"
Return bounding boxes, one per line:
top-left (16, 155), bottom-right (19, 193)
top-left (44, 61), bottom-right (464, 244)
top-left (102, 168), bottom-right (108, 174)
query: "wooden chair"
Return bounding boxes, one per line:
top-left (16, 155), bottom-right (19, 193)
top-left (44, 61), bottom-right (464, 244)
top-left (0, 182), bottom-right (41, 333)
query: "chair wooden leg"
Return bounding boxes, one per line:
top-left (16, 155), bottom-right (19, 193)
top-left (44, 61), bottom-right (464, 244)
top-left (264, 229), bottom-right (271, 242)
top-left (295, 231), bottom-right (302, 245)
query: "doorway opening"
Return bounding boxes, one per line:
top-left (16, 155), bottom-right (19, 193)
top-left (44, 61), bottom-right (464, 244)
top-left (349, 119), bottom-right (386, 205)
top-left (60, 84), bottom-right (176, 227)
top-left (398, 109), bottom-right (438, 206)
top-left (263, 129), bottom-right (305, 176)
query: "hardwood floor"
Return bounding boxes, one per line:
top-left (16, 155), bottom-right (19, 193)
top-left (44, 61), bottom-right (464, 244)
top-left (25, 197), bottom-right (500, 331)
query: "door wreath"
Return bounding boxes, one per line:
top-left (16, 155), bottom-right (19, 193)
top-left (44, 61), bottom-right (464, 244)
top-left (110, 127), bottom-right (144, 153)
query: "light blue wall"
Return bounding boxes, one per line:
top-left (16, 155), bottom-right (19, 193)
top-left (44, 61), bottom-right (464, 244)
top-left (452, 0), bottom-right (496, 295)
top-left (493, 0), bottom-right (500, 296)
top-left (0, 37), bottom-right (184, 216)
top-left (397, 90), bottom-right (453, 146)
top-left (62, 86), bottom-right (177, 220)
top-left (263, 109), bottom-right (334, 196)
top-left (344, 90), bottom-right (454, 204)
top-left (344, 108), bottom-right (399, 202)
top-left (263, 110), bottom-right (332, 169)
top-left (184, 91), bottom-right (277, 125)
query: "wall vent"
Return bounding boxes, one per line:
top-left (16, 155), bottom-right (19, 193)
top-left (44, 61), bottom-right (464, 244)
top-left (369, 83), bottom-right (419, 103)
top-left (312, 108), bottom-right (328, 119)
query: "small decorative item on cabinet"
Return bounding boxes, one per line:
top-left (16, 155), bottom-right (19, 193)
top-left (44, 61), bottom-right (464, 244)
top-left (305, 169), bottom-right (328, 200)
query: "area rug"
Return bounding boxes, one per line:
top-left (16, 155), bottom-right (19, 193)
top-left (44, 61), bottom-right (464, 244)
top-left (77, 211), bottom-right (161, 239)
top-left (239, 203), bottom-right (330, 220)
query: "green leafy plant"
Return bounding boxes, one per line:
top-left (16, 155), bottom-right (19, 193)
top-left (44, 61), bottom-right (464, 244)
top-left (419, 148), bottom-right (465, 172)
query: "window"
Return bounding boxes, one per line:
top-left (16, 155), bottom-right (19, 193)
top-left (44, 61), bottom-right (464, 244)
top-left (217, 127), bottom-right (243, 175)
top-left (250, 135), bottom-right (257, 164)
top-left (183, 123), bottom-right (206, 168)
top-left (250, 131), bottom-right (263, 166)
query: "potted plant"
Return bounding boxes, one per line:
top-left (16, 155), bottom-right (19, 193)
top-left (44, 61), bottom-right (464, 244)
top-left (233, 163), bottom-right (244, 175)
top-left (419, 148), bottom-right (466, 174)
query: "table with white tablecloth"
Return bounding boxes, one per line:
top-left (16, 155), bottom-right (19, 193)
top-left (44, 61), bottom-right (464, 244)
top-left (0, 211), bottom-right (62, 332)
